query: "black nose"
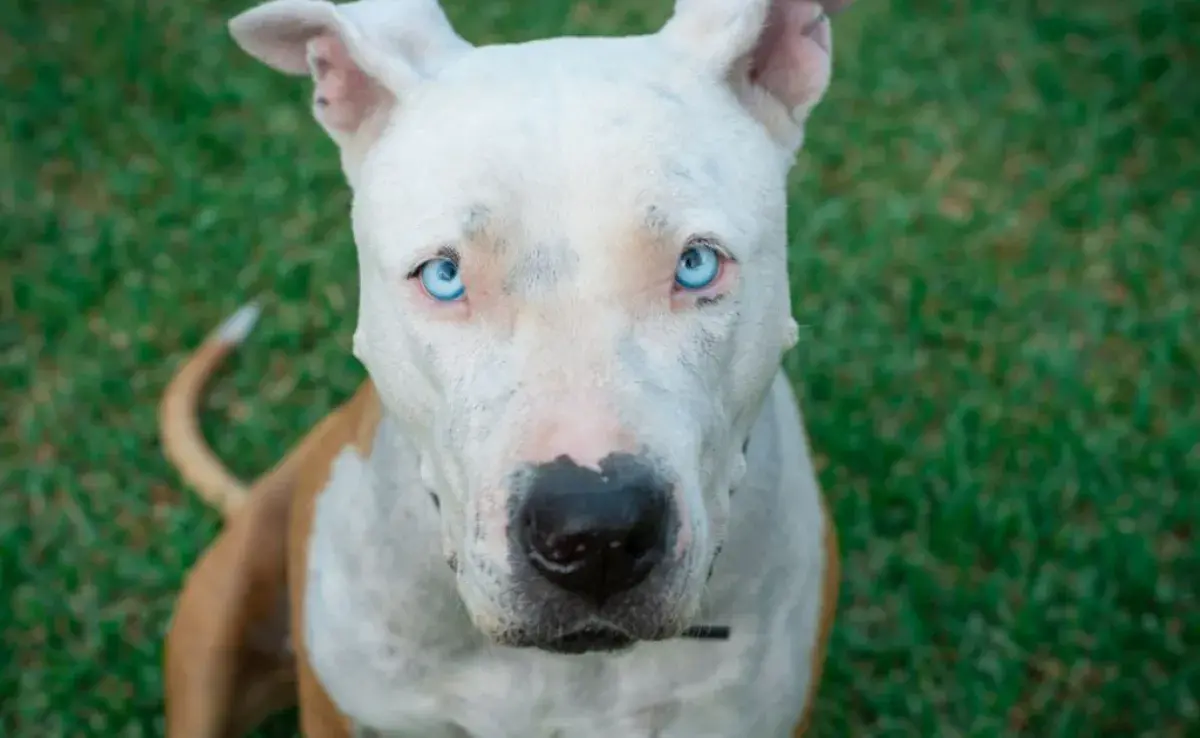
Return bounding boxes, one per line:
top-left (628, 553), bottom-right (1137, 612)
top-left (516, 454), bottom-right (671, 606)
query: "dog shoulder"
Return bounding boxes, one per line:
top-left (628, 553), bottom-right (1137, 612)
top-left (285, 380), bottom-right (382, 737)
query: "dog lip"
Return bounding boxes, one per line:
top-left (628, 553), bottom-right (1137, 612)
top-left (530, 625), bottom-right (637, 655)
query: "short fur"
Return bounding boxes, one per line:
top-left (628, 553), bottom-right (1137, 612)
top-left (163, 0), bottom-right (851, 735)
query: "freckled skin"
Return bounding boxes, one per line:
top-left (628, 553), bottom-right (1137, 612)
top-left (462, 204), bottom-right (492, 238)
top-left (501, 242), bottom-right (578, 296)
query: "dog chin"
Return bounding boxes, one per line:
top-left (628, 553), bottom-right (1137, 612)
top-left (460, 572), bottom-right (698, 654)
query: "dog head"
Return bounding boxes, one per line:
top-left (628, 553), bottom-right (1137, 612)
top-left (230, 0), bottom-right (848, 653)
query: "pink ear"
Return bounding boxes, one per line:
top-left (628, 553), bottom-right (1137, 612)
top-left (748, 0), bottom-right (833, 121)
top-left (307, 33), bottom-right (386, 138)
top-left (659, 0), bottom-right (847, 148)
top-left (229, 0), bottom-right (473, 182)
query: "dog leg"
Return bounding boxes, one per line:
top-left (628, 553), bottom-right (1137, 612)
top-left (164, 472), bottom-right (297, 737)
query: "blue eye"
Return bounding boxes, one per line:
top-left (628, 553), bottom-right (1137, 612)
top-left (674, 243), bottom-right (722, 290)
top-left (417, 258), bottom-right (465, 301)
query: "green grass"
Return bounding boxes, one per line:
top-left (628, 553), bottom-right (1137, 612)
top-left (3, 0), bottom-right (1197, 735)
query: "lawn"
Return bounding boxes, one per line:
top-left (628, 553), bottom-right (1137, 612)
top-left (2, 0), bottom-right (1197, 735)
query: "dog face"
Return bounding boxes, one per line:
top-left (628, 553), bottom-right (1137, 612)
top-left (231, 0), bottom-right (847, 652)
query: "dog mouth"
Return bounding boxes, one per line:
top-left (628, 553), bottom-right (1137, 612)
top-left (536, 625), bottom-right (636, 654)
top-left (527, 623), bottom-right (731, 655)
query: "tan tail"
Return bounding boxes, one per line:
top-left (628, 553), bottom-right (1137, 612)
top-left (159, 303), bottom-right (262, 518)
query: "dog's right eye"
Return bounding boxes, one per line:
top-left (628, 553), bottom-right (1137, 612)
top-left (413, 257), bottom-right (466, 302)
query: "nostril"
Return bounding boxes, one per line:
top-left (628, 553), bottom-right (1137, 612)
top-left (521, 510), bottom-right (592, 572)
top-left (620, 488), bottom-right (667, 561)
top-left (516, 455), bottom-right (672, 604)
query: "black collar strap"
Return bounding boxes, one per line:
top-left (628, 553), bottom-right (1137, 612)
top-left (679, 624), bottom-right (731, 640)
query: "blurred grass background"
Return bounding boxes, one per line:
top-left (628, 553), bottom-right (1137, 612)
top-left (2, 0), bottom-right (1197, 735)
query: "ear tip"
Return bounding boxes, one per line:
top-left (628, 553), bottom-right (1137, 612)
top-left (659, 0), bottom-right (773, 70)
top-left (227, 0), bottom-right (327, 36)
top-left (226, 11), bottom-right (260, 48)
top-left (228, 0), bottom-right (337, 74)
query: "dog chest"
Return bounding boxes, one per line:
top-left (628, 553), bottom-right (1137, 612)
top-left (312, 607), bottom-right (821, 738)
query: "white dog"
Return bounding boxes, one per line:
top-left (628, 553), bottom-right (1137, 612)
top-left (161, 0), bottom-right (851, 735)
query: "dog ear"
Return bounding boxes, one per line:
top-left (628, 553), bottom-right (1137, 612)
top-left (659, 0), bottom-right (851, 151)
top-left (229, 0), bottom-right (471, 184)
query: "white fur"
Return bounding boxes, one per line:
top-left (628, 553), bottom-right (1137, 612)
top-left (229, 0), bottom-right (846, 732)
top-left (347, 33), bottom-right (794, 631)
top-left (307, 376), bottom-right (830, 736)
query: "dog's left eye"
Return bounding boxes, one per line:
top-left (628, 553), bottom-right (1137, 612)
top-left (674, 243), bottom-right (722, 291)
top-left (416, 257), bottom-right (466, 301)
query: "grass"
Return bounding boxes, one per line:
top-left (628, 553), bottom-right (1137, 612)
top-left (2, 0), bottom-right (1197, 735)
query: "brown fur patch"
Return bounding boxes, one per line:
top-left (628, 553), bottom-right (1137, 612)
top-left (162, 381), bottom-right (381, 738)
top-left (164, 437), bottom-right (300, 735)
top-left (793, 496), bottom-right (840, 736)
top-left (289, 382), bottom-right (382, 737)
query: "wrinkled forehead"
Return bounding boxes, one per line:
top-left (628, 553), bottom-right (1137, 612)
top-left (354, 35), bottom-right (782, 267)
